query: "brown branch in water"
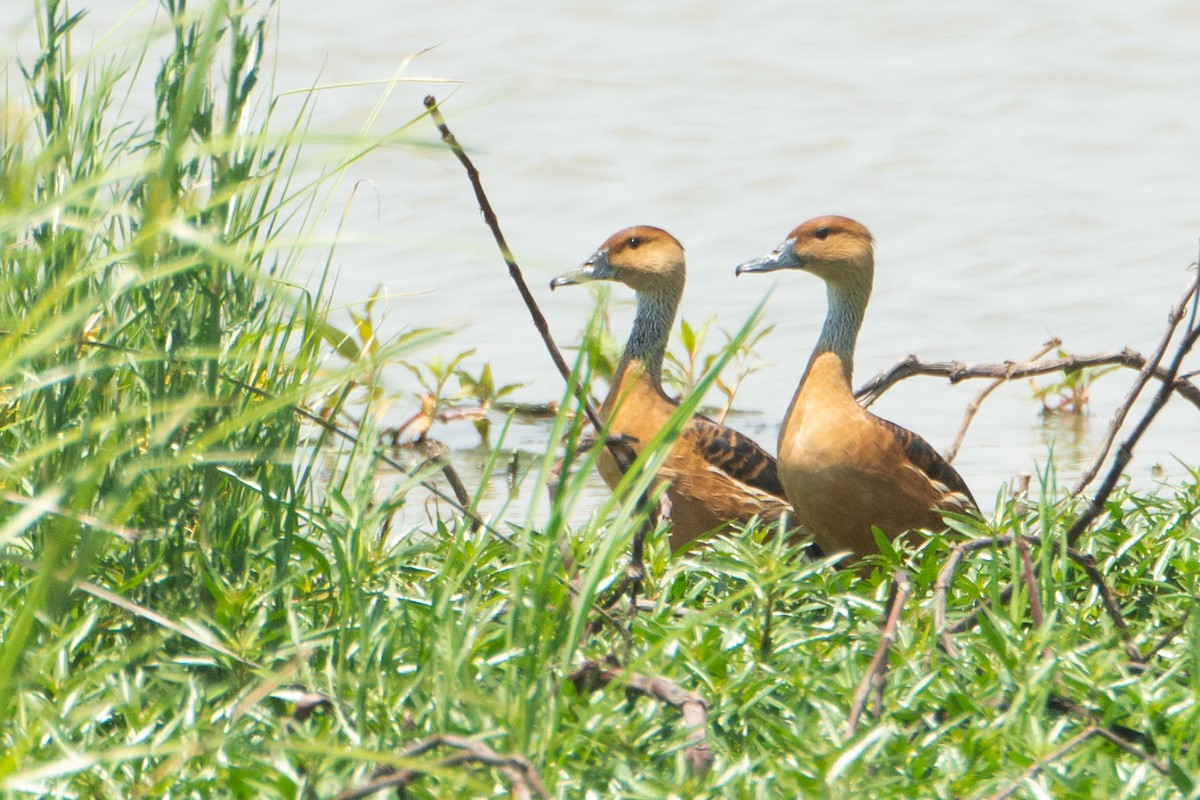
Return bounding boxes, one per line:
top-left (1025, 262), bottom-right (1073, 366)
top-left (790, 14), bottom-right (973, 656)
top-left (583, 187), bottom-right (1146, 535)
top-left (1065, 274), bottom-right (1200, 540)
top-left (939, 272), bottom-right (1200, 656)
top-left (854, 346), bottom-right (1200, 412)
top-left (1070, 273), bottom-right (1200, 498)
top-left (332, 733), bottom-right (550, 800)
top-left (569, 660), bottom-right (714, 776)
top-left (944, 339), bottom-right (1061, 464)
top-left (847, 569), bottom-right (912, 736)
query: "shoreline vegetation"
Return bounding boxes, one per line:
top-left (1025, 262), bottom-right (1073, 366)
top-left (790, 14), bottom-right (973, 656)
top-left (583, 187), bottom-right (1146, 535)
top-left (2, 3), bottom-right (1198, 797)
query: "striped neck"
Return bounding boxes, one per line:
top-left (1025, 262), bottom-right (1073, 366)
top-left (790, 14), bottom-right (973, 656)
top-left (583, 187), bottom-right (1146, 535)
top-left (620, 289), bottom-right (679, 379)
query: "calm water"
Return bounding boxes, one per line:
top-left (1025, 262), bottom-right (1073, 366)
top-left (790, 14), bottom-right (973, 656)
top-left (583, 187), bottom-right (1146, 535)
top-left (15, 1), bottom-right (1200, 523)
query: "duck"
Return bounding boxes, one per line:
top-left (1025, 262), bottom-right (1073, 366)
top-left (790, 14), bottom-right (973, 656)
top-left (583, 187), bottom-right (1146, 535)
top-left (551, 226), bottom-right (794, 550)
top-left (735, 215), bottom-right (976, 564)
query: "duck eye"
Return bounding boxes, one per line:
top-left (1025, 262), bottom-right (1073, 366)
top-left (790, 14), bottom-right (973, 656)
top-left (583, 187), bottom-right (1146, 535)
top-left (814, 228), bottom-right (830, 241)
top-left (627, 236), bottom-right (641, 249)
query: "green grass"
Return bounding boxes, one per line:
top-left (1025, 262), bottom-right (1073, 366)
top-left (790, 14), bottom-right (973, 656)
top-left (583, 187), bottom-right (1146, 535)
top-left (2, 2), bottom-right (1200, 798)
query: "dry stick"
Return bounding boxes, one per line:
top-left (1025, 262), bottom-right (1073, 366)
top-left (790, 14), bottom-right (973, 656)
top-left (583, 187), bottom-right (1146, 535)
top-left (422, 96), bottom-right (604, 437)
top-left (984, 726), bottom-right (1100, 800)
top-left (944, 338), bottom-right (1061, 464)
top-left (934, 535), bottom-right (1134, 658)
top-left (933, 536), bottom-right (1013, 659)
top-left (570, 660), bottom-right (714, 777)
top-left (847, 569), bottom-right (912, 736)
top-left (332, 734), bottom-right (550, 800)
top-left (1066, 278), bottom-right (1200, 539)
top-left (1045, 693), bottom-right (1168, 772)
top-left (1070, 273), bottom-right (1200, 498)
top-left (1093, 727), bottom-right (1170, 773)
top-left (1142, 605), bottom-right (1192, 662)
top-left (423, 95), bottom-right (656, 616)
top-left (854, 347), bottom-right (1200, 412)
top-left (1016, 538), bottom-right (1043, 629)
top-left (938, 273), bottom-right (1200, 643)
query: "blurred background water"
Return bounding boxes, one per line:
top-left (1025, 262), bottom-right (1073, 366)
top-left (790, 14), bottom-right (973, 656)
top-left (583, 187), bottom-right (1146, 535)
top-left (10, 0), bottom-right (1200, 526)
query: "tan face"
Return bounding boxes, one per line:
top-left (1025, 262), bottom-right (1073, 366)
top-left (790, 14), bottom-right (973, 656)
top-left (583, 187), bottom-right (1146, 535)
top-left (551, 226), bottom-right (685, 294)
top-left (735, 215), bottom-right (874, 284)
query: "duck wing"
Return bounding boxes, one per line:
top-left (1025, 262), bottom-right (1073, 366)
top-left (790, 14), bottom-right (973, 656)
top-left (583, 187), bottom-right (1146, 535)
top-left (878, 417), bottom-right (977, 511)
top-left (684, 415), bottom-right (787, 499)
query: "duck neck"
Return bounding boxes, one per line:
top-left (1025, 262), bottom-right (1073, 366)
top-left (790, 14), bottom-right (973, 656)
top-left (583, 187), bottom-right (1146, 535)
top-left (809, 279), bottom-right (871, 387)
top-left (619, 288), bottom-right (679, 380)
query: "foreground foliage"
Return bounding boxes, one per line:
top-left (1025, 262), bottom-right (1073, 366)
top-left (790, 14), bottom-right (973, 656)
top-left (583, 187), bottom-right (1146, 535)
top-left (2, 2), bottom-right (1199, 798)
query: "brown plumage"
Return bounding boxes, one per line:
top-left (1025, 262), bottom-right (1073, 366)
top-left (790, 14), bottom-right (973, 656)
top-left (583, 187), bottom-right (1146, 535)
top-left (551, 226), bottom-right (793, 550)
top-left (736, 215), bottom-right (976, 564)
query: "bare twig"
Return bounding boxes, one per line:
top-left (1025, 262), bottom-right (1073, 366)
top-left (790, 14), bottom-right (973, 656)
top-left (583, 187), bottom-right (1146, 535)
top-left (1092, 727), bottom-right (1170, 772)
top-left (570, 660), bottom-right (713, 776)
top-left (1065, 275), bottom-right (1200, 539)
top-left (1141, 605), bottom-right (1192, 662)
top-left (422, 96), bottom-right (606, 438)
top-left (854, 346), bottom-right (1200, 411)
top-left (934, 535), bottom-right (1135, 661)
top-left (934, 536), bottom-right (1020, 658)
top-left (1016, 538), bottom-right (1043, 629)
top-left (332, 733), bottom-right (550, 800)
top-left (984, 726), bottom-right (1100, 800)
top-left (939, 272), bottom-right (1200, 655)
top-left (847, 570), bottom-right (912, 736)
top-left (944, 339), bottom-right (1061, 463)
top-left (1070, 274), bottom-right (1200, 497)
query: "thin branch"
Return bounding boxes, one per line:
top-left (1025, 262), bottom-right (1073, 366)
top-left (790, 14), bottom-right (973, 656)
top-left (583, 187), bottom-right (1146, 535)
top-left (984, 726), bottom-right (1099, 800)
top-left (1065, 275), bottom-right (1200, 541)
top-left (854, 347), bottom-right (1200, 412)
top-left (1141, 605), bottom-right (1192, 662)
top-left (1016, 538), bottom-right (1043, 629)
top-left (570, 660), bottom-right (713, 776)
top-left (1092, 727), bottom-right (1170, 773)
top-left (847, 569), bottom-right (912, 736)
top-left (944, 338), bottom-right (1061, 463)
top-left (934, 535), bottom-right (1134, 661)
top-left (332, 734), bottom-right (550, 800)
top-left (422, 96), bottom-right (607, 439)
top-left (934, 536), bottom-right (1020, 658)
top-left (1070, 273), bottom-right (1200, 497)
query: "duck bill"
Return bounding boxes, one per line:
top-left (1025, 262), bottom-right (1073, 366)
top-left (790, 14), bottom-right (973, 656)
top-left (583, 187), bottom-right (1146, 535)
top-left (550, 250), bottom-right (613, 290)
top-left (734, 240), bottom-right (802, 276)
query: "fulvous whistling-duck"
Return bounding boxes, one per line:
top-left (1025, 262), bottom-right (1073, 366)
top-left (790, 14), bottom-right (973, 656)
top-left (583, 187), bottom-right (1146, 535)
top-left (551, 226), bottom-right (793, 550)
top-left (735, 215), bottom-right (976, 564)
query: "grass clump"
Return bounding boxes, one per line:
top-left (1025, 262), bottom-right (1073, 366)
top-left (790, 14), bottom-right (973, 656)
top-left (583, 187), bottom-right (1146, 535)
top-left (2, 2), bottom-right (1200, 798)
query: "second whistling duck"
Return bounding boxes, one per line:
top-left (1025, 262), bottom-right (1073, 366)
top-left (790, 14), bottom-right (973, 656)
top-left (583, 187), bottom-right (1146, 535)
top-left (552, 226), bottom-right (793, 550)
top-left (736, 216), bottom-right (976, 564)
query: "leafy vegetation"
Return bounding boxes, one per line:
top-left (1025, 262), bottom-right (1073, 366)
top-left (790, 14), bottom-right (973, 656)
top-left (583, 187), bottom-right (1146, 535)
top-left (1031, 348), bottom-right (1121, 415)
top-left (1, 2), bottom-right (1198, 799)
